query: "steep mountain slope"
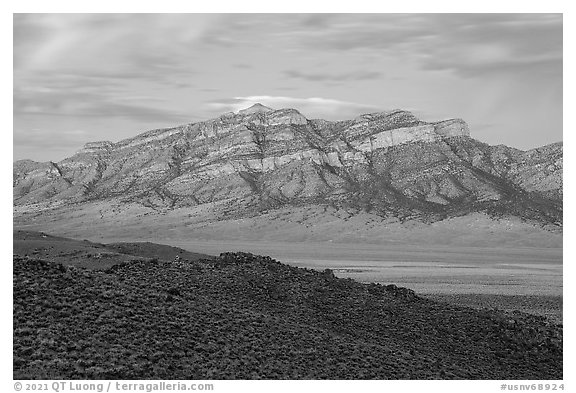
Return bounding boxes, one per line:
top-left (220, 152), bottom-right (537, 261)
top-left (13, 105), bottom-right (562, 242)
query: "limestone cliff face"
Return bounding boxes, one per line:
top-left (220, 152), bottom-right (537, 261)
top-left (13, 105), bottom-right (562, 225)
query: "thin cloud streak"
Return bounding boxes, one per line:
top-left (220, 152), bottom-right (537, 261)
top-left (14, 90), bottom-right (190, 124)
top-left (13, 128), bottom-right (90, 153)
top-left (284, 70), bottom-right (383, 82)
top-left (207, 95), bottom-right (379, 120)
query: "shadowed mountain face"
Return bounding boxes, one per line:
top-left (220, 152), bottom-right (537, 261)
top-left (13, 105), bottom-right (562, 241)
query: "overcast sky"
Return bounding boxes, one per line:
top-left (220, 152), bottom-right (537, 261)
top-left (13, 13), bottom-right (562, 162)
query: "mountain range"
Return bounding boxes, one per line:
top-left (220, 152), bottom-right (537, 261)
top-left (13, 104), bottom-right (562, 246)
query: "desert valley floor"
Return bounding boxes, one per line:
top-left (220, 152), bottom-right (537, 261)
top-left (14, 222), bottom-right (563, 323)
top-left (150, 240), bottom-right (564, 323)
top-left (28, 231), bottom-right (561, 323)
top-left (13, 229), bottom-right (563, 379)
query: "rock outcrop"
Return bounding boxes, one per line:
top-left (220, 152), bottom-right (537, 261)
top-left (237, 102), bottom-right (274, 115)
top-left (13, 105), bottom-right (562, 227)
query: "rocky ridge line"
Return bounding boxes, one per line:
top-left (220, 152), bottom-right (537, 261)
top-left (13, 104), bottom-right (562, 226)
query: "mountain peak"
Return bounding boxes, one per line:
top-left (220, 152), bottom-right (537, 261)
top-left (13, 106), bottom-right (562, 233)
top-left (237, 103), bottom-right (274, 115)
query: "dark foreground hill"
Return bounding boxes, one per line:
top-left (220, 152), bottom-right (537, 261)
top-left (13, 230), bottom-right (211, 270)
top-left (14, 252), bottom-right (562, 380)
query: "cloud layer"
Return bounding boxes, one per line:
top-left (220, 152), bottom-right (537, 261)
top-left (13, 14), bottom-right (562, 161)
top-left (285, 14), bottom-right (562, 78)
top-left (284, 70), bottom-right (382, 82)
top-left (207, 96), bottom-right (378, 119)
